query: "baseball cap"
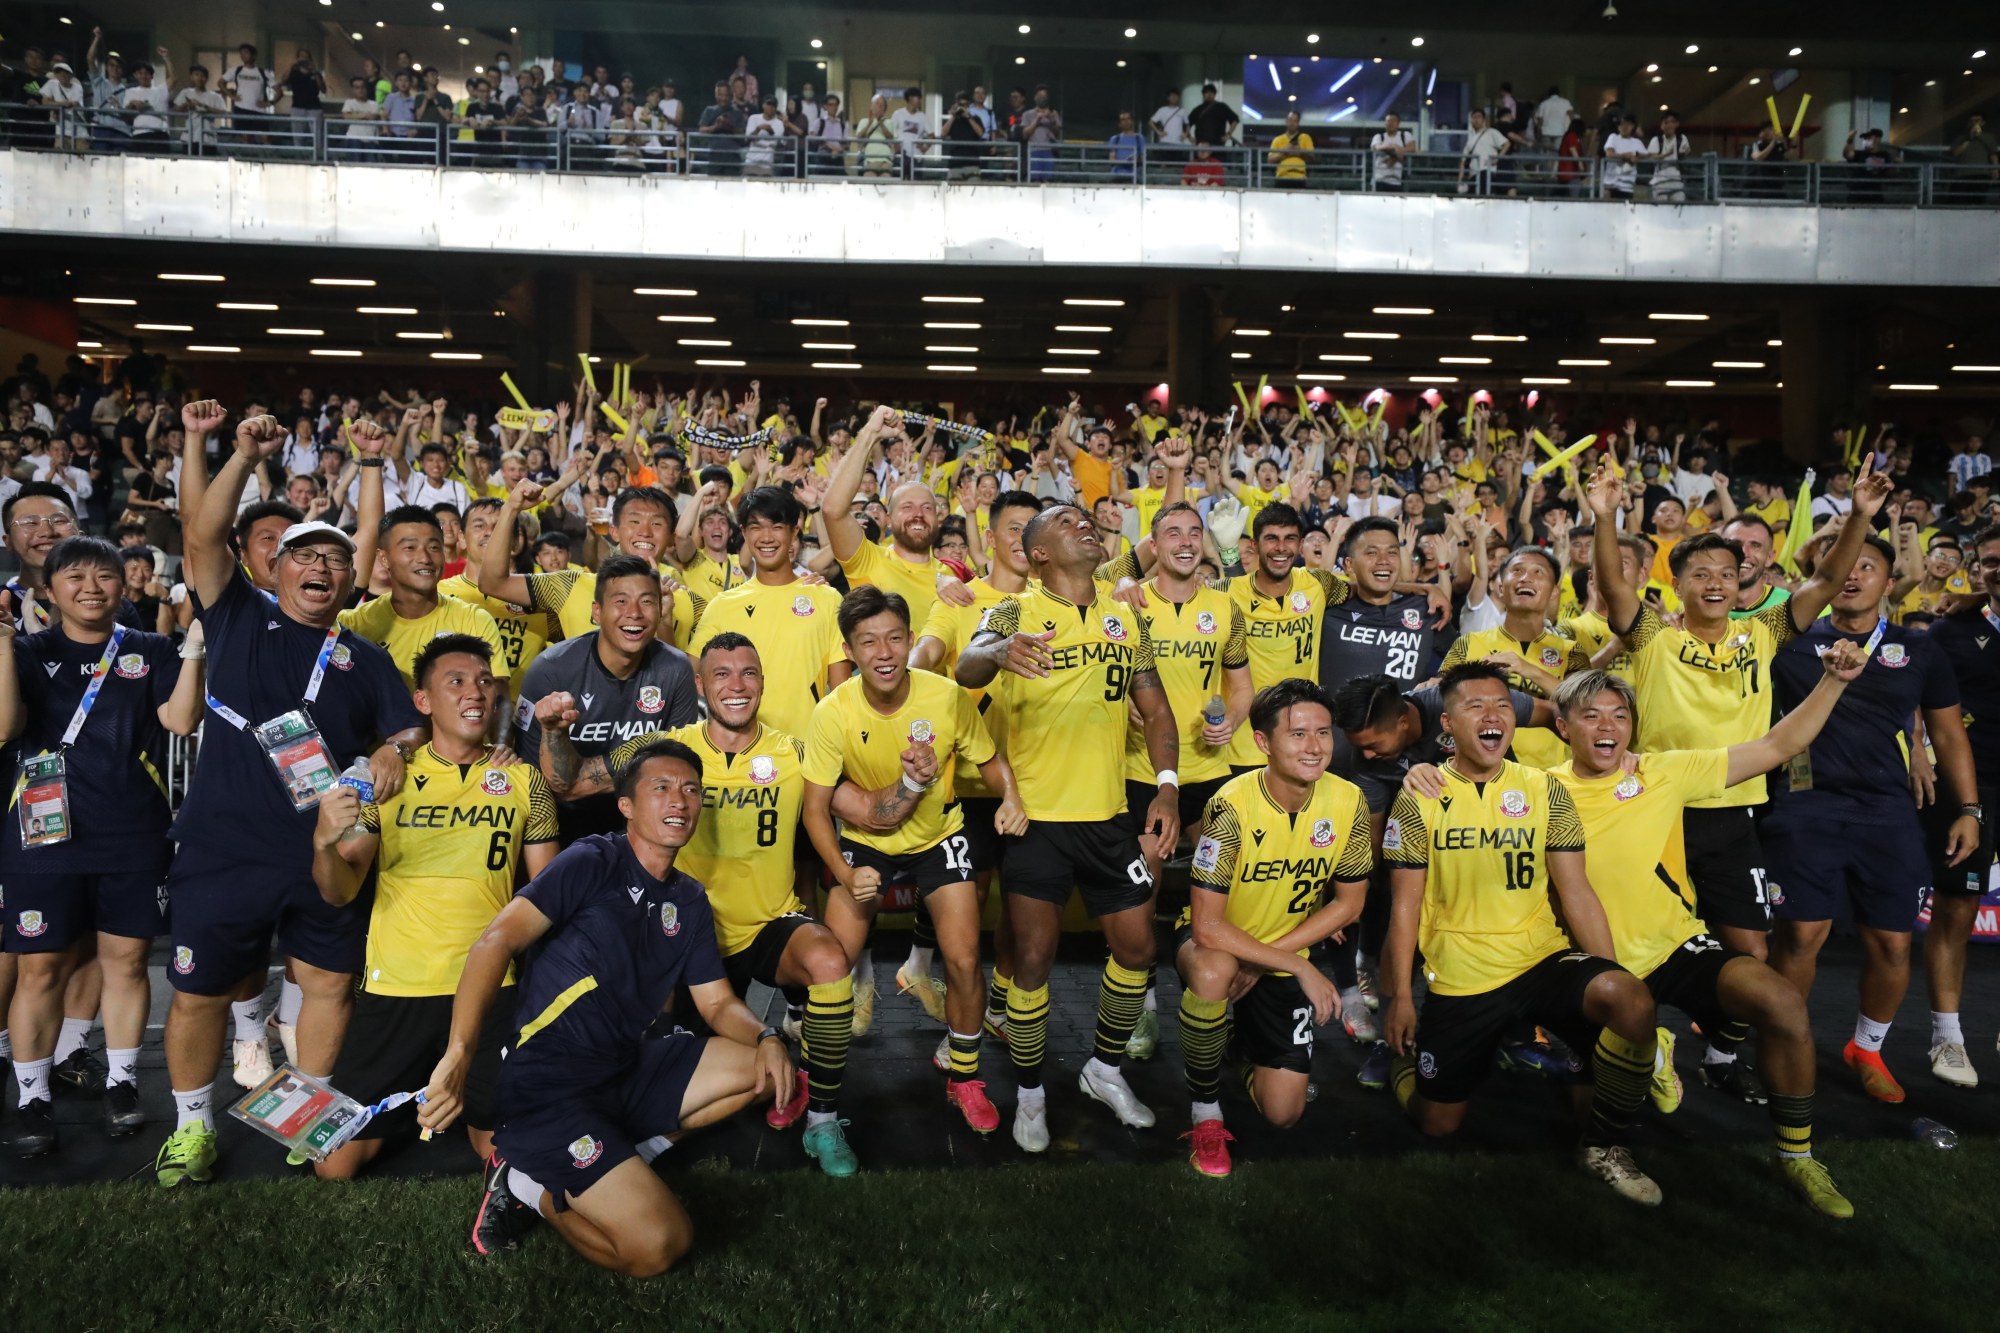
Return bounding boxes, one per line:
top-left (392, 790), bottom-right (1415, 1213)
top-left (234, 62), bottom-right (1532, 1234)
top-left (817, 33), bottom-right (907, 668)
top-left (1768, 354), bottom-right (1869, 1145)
top-left (278, 520), bottom-right (356, 553)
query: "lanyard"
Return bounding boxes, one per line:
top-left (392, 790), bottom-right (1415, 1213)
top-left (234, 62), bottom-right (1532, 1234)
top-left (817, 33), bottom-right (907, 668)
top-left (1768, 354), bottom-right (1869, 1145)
top-left (1858, 616), bottom-right (1889, 659)
top-left (206, 627), bottom-right (340, 731)
top-left (1983, 605), bottom-right (2000, 638)
top-left (7, 581), bottom-right (49, 631)
top-left (59, 626), bottom-right (125, 750)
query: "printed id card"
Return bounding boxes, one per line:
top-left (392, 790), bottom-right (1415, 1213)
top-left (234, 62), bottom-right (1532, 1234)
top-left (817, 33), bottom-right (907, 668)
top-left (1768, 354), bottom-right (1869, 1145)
top-left (230, 1065), bottom-right (367, 1162)
top-left (18, 751), bottom-right (71, 848)
top-left (253, 709), bottom-right (340, 811)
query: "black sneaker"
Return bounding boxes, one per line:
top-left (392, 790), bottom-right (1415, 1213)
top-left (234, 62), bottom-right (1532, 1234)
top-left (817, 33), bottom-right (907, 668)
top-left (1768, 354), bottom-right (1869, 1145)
top-left (1697, 1058), bottom-right (1770, 1105)
top-left (104, 1080), bottom-right (145, 1138)
top-left (472, 1154), bottom-right (537, 1256)
top-left (3, 1097), bottom-right (57, 1158)
top-left (53, 1048), bottom-right (106, 1099)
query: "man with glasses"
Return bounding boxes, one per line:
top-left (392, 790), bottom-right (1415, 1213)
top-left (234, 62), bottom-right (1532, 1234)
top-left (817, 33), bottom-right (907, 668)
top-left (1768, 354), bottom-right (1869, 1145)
top-left (152, 406), bottom-right (426, 1188)
top-left (1, 482), bottom-right (81, 632)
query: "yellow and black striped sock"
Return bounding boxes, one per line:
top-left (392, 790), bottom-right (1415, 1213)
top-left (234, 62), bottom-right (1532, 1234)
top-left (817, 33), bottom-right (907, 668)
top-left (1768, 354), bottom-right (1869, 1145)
top-left (1586, 1029), bottom-right (1657, 1146)
top-left (1006, 981), bottom-right (1049, 1088)
top-left (1390, 1052), bottom-right (1418, 1111)
top-left (1092, 959), bottom-right (1150, 1064)
top-left (802, 977), bottom-right (853, 1113)
top-left (1707, 1020), bottom-right (1752, 1056)
top-left (1770, 1091), bottom-right (1814, 1158)
top-left (947, 1029), bottom-right (981, 1082)
top-left (1178, 992), bottom-right (1229, 1103)
top-left (987, 970), bottom-right (1012, 1024)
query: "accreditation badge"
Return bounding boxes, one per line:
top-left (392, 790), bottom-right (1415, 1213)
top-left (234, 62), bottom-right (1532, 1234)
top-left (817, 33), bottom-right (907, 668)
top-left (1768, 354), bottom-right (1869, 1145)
top-left (253, 709), bottom-right (340, 811)
top-left (18, 750), bottom-right (71, 848)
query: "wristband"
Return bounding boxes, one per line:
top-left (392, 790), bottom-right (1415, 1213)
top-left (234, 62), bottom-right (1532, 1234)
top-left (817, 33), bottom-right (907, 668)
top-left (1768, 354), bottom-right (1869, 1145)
top-left (757, 1026), bottom-right (782, 1044)
top-left (358, 459), bottom-right (385, 469)
top-left (1155, 768), bottom-right (1180, 789)
top-left (902, 773), bottom-right (930, 794)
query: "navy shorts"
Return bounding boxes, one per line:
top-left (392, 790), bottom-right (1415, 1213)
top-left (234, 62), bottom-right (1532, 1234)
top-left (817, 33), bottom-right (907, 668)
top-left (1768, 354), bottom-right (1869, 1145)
top-left (2, 852), bottom-right (172, 953)
top-left (1765, 808), bottom-right (1930, 931)
top-left (494, 1028), bottom-right (708, 1212)
top-left (1922, 783), bottom-right (1997, 897)
top-left (165, 847), bottom-right (367, 995)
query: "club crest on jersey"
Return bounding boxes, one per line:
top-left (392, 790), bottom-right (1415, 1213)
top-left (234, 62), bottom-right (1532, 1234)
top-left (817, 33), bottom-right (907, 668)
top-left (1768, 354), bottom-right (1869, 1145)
top-left (329, 643), bottom-right (354, 670)
top-left (792, 594), bottom-right (816, 617)
top-left (750, 755), bottom-right (778, 784)
top-left (1402, 607), bottom-right (1424, 629)
top-left (1540, 647), bottom-right (1562, 667)
top-left (1289, 590), bottom-right (1310, 613)
top-left (481, 770), bottom-right (513, 796)
top-left (1382, 818), bottom-right (1403, 851)
top-left (637, 685), bottom-right (665, 714)
top-left (1310, 818), bottom-right (1335, 848)
top-left (173, 945), bottom-right (195, 974)
top-left (568, 1135), bottom-right (604, 1167)
top-left (15, 910), bottom-right (46, 938)
top-left (1614, 775), bottom-right (1644, 802)
top-left (1878, 644), bottom-right (1908, 669)
top-left (1191, 836), bottom-right (1221, 873)
top-left (1195, 611), bottom-right (1217, 635)
top-left (661, 902), bottom-right (681, 936)
top-left (1102, 614), bottom-right (1128, 641)
top-left (909, 719), bottom-right (934, 744)
top-left (113, 652), bottom-right (149, 679)
top-left (1499, 789), bottom-right (1530, 818)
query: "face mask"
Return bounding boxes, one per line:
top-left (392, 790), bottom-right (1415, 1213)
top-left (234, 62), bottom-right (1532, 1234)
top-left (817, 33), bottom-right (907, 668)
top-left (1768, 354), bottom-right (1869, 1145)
top-left (498, 61), bottom-right (510, 71)
top-left (1642, 464), bottom-right (1659, 479)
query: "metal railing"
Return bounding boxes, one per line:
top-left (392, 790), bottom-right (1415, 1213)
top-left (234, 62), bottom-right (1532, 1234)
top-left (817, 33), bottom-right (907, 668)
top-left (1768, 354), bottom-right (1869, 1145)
top-left (4, 103), bottom-right (1996, 206)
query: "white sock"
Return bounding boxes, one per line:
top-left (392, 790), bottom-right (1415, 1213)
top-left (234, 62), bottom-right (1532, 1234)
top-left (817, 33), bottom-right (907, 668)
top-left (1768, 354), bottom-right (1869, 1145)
top-left (1017, 1084), bottom-right (1047, 1112)
top-left (13, 1057), bottom-right (53, 1106)
top-left (0, 1028), bottom-right (12, 1060)
top-left (278, 979), bottom-right (304, 1026)
top-left (230, 999), bottom-right (264, 1042)
top-left (173, 1084), bottom-right (215, 1132)
top-left (1702, 1044), bottom-right (1737, 1065)
top-left (852, 952), bottom-right (874, 987)
top-left (635, 1134), bottom-right (672, 1163)
top-left (1143, 985), bottom-right (1158, 1014)
top-left (106, 1047), bottom-right (139, 1088)
top-left (1853, 1014), bottom-right (1892, 1053)
top-left (805, 1108), bottom-right (838, 1128)
top-left (904, 945), bottom-right (935, 977)
top-left (1932, 1011), bottom-right (1965, 1046)
top-left (1340, 986), bottom-right (1366, 1017)
top-left (1190, 1099), bottom-right (1223, 1124)
top-left (53, 1016), bottom-right (92, 1063)
top-left (507, 1166), bottom-right (548, 1214)
top-left (1082, 1055), bottom-right (1122, 1082)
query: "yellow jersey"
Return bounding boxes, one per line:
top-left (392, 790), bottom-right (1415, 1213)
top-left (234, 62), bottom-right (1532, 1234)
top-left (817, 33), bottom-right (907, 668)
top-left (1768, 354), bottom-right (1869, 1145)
top-left (1235, 484), bottom-right (1284, 524)
top-left (1125, 583), bottom-right (1249, 784)
top-left (1190, 770), bottom-right (1372, 974)
top-left (437, 574), bottom-right (555, 699)
top-left (606, 722), bottom-right (807, 956)
top-left (680, 549), bottom-right (749, 604)
top-left (521, 566), bottom-right (706, 651)
top-left (801, 670), bottom-right (994, 856)
top-left (1441, 625), bottom-right (1575, 769)
top-left (1744, 495), bottom-right (1791, 534)
top-left (977, 584), bottom-right (1157, 822)
top-left (1557, 611), bottom-right (1631, 677)
top-left (838, 538), bottom-right (948, 641)
top-left (359, 748), bottom-right (558, 996)
top-left (1625, 601), bottom-right (1793, 807)
top-left (336, 592), bottom-right (509, 692)
top-left (1269, 130), bottom-right (1314, 180)
top-left (1549, 749), bottom-right (1726, 977)
top-left (916, 576), bottom-right (1017, 799)
top-left (1385, 761), bottom-right (1586, 996)
top-left (1226, 567), bottom-right (1344, 767)
top-left (688, 578), bottom-right (847, 740)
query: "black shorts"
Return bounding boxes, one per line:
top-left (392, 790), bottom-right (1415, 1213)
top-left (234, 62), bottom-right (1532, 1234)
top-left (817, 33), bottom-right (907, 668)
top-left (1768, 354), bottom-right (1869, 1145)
top-left (1172, 913), bottom-right (1314, 1073)
top-left (495, 1028), bottom-right (706, 1212)
top-left (839, 835), bottom-right (975, 898)
top-left (1681, 806), bottom-right (1771, 933)
top-left (722, 912), bottom-right (816, 995)
top-left (0, 851), bottom-right (172, 953)
top-left (1924, 783), bottom-right (1997, 897)
top-left (1126, 774), bottom-right (1230, 843)
top-left (1000, 813), bottom-right (1154, 916)
top-left (952, 797), bottom-right (1002, 877)
top-left (1766, 806), bottom-right (1929, 931)
top-left (1639, 934), bottom-right (1737, 1035)
top-left (330, 988), bottom-right (515, 1138)
top-left (1412, 950), bottom-right (1621, 1104)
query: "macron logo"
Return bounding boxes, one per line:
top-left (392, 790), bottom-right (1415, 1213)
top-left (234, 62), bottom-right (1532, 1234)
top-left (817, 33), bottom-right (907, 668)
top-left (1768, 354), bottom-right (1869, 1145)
top-left (627, 885), bottom-right (644, 904)
top-left (581, 692), bottom-right (596, 710)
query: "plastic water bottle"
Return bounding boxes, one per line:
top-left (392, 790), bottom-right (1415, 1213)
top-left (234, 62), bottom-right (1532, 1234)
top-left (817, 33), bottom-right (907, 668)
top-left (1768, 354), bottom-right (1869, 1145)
top-left (1202, 695), bottom-right (1227, 730)
top-left (1911, 1117), bottom-right (1958, 1150)
top-left (337, 757), bottom-right (375, 837)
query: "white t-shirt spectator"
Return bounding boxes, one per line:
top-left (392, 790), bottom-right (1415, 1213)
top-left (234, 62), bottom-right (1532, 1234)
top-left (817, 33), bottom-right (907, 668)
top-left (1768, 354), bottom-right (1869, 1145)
top-left (1810, 491), bottom-right (1853, 523)
top-left (173, 85), bottom-right (227, 142)
top-left (890, 106), bottom-right (928, 146)
top-left (342, 98), bottom-right (382, 139)
top-left (1151, 102), bottom-right (1188, 142)
top-left (124, 82), bottom-right (170, 134)
top-left (1459, 584), bottom-right (1505, 635)
top-left (1671, 467), bottom-right (1713, 507)
top-left (404, 475), bottom-right (470, 512)
top-left (1534, 93), bottom-right (1574, 140)
top-left (279, 437), bottom-right (320, 479)
top-left (226, 64), bottom-right (274, 113)
top-left (1344, 491), bottom-right (1402, 520)
top-left (1370, 129), bottom-right (1414, 186)
top-left (1602, 133), bottom-right (1647, 193)
top-left (744, 111), bottom-right (785, 165)
top-left (340, 470), bottom-right (405, 524)
top-left (1648, 132), bottom-right (1691, 179)
top-left (29, 458), bottom-right (93, 507)
top-left (1462, 126), bottom-right (1508, 173)
top-left (657, 96), bottom-right (683, 144)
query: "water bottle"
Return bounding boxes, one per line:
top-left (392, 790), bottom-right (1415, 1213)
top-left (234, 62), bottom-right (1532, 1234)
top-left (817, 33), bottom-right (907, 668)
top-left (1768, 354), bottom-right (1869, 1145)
top-left (1911, 1117), bottom-right (1958, 1150)
top-left (336, 757), bottom-right (375, 837)
top-left (1202, 695), bottom-right (1227, 730)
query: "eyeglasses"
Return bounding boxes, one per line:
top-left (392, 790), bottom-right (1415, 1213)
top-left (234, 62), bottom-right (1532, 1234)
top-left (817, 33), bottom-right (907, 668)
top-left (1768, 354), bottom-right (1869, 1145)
top-left (9, 514), bottom-right (76, 533)
top-left (285, 547), bottom-right (354, 572)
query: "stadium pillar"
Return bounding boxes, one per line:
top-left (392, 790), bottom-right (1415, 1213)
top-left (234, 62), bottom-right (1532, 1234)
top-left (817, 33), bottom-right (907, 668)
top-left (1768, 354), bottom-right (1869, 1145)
top-left (1777, 297), bottom-right (1866, 464)
top-left (1166, 284), bottom-right (1217, 413)
top-left (512, 270), bottom-right (592, 406)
